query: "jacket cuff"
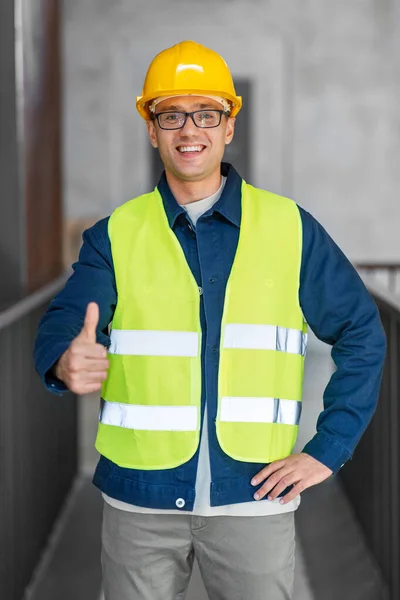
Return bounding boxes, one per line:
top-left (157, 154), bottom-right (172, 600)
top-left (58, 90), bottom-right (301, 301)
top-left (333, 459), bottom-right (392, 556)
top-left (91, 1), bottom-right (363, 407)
top-left (302, 432), bottom-right (352, 474)
top-left (36, 341), bottom-right (71, 396)
top-left (45, 368), bottom-right (69, 395)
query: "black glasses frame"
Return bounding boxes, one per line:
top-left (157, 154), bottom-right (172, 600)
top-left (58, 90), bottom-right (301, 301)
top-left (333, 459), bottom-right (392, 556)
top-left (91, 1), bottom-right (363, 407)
top-left (152, 109), bottom-right (228, 130)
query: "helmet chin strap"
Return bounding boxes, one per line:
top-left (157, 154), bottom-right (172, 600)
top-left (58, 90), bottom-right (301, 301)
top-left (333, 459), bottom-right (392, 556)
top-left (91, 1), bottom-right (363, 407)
top-left (149, 95), bottom-right (231, 114)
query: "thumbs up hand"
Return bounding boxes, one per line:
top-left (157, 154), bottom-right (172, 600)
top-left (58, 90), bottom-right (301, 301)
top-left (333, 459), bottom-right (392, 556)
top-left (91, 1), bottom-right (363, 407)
top-left (77, 301), bottom-right (100, 344)
top-left (54, 302), bottom-right (109, 394)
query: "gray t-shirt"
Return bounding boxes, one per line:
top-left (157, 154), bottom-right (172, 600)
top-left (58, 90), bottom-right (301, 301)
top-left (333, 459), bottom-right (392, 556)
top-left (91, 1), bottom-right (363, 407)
top-left (183, 176), bottom-right (227, 226)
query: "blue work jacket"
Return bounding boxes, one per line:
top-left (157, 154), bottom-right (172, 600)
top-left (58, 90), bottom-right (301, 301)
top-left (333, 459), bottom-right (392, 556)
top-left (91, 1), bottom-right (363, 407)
top-left (34, 163), bottom-right (386, 511)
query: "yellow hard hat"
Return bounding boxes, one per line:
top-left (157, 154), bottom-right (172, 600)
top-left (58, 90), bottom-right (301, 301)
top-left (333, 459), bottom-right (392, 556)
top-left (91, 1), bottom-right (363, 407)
top-left (136, 40), bottom-right (242, 120)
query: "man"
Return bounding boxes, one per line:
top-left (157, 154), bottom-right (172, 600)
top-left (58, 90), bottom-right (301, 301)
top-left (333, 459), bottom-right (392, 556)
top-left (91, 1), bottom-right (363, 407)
top-left (34, 40), bottom-right (386, 600)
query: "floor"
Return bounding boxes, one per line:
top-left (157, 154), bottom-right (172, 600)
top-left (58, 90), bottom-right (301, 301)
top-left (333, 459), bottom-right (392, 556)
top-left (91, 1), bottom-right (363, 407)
top-left (23, 333), bottom-right (389, 600)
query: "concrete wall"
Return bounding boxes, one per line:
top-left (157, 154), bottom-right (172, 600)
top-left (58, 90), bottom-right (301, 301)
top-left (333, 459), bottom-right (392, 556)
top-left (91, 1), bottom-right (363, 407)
top-left (62, 0), bottom-right (400, 262)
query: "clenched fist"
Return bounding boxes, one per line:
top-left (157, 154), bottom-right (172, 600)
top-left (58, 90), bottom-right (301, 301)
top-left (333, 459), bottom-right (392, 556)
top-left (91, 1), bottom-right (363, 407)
top-left (54, 302), bottom-right (109, 394)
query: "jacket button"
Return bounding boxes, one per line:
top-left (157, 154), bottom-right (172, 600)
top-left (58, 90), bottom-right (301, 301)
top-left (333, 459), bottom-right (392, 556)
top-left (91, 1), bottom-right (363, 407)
top-left (176, 498), bottom-right (185, 508)
top-left (198, 287), bottom-right (203, 295)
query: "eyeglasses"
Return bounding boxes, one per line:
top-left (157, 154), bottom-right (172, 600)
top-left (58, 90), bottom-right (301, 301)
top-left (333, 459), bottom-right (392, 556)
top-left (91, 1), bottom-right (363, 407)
top-left (153, 109), bottom-right (228, 130)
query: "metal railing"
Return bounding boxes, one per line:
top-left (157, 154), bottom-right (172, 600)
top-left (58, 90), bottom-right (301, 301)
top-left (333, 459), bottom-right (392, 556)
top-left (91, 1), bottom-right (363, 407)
top-left (0, 275), bottom-right (78, 600)
top-left (356, 263), bottom-right (400, 296)
top-left (339, 275), bottom-right (400, 599)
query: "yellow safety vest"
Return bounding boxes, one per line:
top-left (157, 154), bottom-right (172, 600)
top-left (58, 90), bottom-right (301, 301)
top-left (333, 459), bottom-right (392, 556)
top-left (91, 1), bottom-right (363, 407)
top-left (95, 181), bottom-right (307, 469)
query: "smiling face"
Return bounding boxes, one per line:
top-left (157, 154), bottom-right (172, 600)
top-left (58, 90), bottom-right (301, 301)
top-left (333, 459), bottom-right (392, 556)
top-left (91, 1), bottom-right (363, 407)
top-left (146, 96), bottom-right (235, 184)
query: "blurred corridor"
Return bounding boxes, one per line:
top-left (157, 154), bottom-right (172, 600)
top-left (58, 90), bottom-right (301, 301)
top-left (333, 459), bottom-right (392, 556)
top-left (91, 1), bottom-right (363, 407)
top-left (1, 0), bottom-right (400, 599)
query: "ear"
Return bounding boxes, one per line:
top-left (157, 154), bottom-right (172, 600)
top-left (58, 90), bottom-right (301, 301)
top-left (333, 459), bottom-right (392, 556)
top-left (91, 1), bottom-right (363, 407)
top-left (225, 117), bottom-right (236, 146)
top-left (146, 119), bottom-right (158, 148)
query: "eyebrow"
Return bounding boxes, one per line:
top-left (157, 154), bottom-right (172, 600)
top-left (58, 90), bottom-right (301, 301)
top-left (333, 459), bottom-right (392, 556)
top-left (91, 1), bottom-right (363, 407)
top-left (158, 102), bottom-right (218, 111)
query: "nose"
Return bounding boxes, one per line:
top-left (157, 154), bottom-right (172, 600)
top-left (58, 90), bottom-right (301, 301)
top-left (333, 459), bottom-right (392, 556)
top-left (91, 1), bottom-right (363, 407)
top-left (179, 114), bottom-right (198, 136)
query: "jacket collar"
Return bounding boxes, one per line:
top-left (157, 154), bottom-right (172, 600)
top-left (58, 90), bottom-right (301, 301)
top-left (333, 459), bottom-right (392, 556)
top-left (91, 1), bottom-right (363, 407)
top-left (157, 162), bottom-right (242, 229)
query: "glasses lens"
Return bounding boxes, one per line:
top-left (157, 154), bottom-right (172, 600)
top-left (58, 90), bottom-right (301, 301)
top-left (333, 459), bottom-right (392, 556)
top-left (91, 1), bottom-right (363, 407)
top-left (193, 110), bottom-right (221, 128)
top-left (158, 112), bottom-right (185, 129)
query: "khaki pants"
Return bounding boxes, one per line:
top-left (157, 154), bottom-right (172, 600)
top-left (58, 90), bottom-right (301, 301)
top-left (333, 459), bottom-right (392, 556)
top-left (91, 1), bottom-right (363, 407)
top-left (101, 502), bottom-right (295, 600)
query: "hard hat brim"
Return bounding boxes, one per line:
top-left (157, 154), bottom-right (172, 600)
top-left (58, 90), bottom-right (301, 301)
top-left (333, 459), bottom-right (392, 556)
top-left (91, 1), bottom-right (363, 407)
top-left (136, 90), bottom-right (242, 120)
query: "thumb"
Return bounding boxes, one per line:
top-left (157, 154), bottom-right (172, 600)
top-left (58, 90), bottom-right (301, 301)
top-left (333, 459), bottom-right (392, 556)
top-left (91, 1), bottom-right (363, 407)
top-left (79, 302), bottom-right (99, 343)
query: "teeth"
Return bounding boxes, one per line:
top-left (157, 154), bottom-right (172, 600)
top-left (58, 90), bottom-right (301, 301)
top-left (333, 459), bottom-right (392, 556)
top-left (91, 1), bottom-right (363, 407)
top-left (178, 146), bottom-right (203, 153)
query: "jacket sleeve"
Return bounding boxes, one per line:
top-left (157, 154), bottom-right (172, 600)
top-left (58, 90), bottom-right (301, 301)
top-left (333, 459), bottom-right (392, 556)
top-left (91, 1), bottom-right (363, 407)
top-left (33, 217), bottom-right (117, 395)
top-left (298, 206), bottom-right (386, 473)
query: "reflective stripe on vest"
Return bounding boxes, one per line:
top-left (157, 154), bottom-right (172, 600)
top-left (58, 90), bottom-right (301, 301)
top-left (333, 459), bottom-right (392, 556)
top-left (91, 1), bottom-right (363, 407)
top-left (99, 398), bottom-right (198, 431)
top-left (99, 396), bottom-right (301, 429)
top-left (223, 324), bottom-right (307, 356)
top-left (95, 181), bottom-right (306, 470)
top-left (220, 397), bottom-right (302, 425)
top-left (109, 330), bottom-right (199, 357)
top-left (108, 326), bottom-right (307, 357)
